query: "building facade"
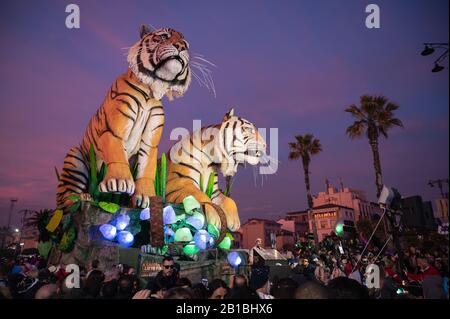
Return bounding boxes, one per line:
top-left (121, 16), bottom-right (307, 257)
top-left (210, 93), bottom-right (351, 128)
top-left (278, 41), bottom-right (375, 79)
top-left (313, 180), bottom-right (377, 221)
top-left (276, 230), bottom-right (295, 251)
top-left (435, 198), bottom-right (449, 223)
top-left (401, 196), bottom-right (436, 231)
top-left (240, 218), bottom-right (282, 249)
top-left (279, 211), bottom-right (310, 239)
top-left (311, 204), bottom-right (356, 241)
top-left (231, 231), bottom-right (243, 249)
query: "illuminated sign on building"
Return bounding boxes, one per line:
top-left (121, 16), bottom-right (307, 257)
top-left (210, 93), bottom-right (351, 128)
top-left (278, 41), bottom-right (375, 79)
top-left (314, 212), bottom-right (337, 219)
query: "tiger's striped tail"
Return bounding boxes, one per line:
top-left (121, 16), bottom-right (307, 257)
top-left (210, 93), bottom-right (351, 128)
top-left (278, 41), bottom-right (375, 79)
top-left (56, 146), bottom-right (90, 211)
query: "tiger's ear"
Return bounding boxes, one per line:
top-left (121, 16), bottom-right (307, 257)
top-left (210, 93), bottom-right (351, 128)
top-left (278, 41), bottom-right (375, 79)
top-left (223, 108), bottom-right (235, 122)
top-left (140, 24), bottom-right (153, 39)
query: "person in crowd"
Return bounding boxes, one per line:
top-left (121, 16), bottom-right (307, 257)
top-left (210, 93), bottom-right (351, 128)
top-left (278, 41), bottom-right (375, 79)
top-left (176, 277), bottom-right (192, 289)
top-left (249, 238), bottom-right (263, 265)
top-left (86, 260), bottom-right (100, 279)
top-left (249, 267), bottom-right (273, 299)
top-left (207, 279), bottom-right (228, 299)
top-left (100, 279), bottom-right (118, 299)
top-left (145, 256), bottom-right (178, 292)
top-left (294, 281), bottom-right (330, 299)
top-left (164, 287), bottom-right (194, 299)
top-left (117, 275), bottom-right (137, 299)
top-left (149, 275), bottom-right (173, 299)
top-left (34, 283), bottom-right (58, 299)
top-left (327, 277), bottom-right (369, 299)
top-left (369, 265), bottom-right (398, 299)
top-left (230, 274), bottom-right (248, 289)
top-left (313, 258), bottom-right (328, 285)
top-left (191, 282), bottom-right (208, 299)
top-left (104, 267), bottom-right (121, 283)
top-left (83, 269), bottom-right (105, 299)
top-left (226, 286), bottom-right (259, 299)
top-left (406, 255), bottom-right (446, 299)
top-left (127, 267), bottom-right (137, 276)
top-left (271, 277), bottom-right (298, 299)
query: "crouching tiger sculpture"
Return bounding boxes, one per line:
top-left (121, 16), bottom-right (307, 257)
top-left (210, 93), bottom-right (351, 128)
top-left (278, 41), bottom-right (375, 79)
top-left (165, 108), bottom-right (267, 232)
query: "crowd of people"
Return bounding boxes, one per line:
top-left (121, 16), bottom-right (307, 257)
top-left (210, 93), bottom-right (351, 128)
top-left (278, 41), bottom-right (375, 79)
top-left (0, 237), bottom-right (448, 299)
top-left (279, 235), bottom-right (449, 299)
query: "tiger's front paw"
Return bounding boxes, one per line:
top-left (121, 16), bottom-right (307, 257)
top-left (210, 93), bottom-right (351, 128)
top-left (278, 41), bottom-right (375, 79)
top-left (99, 163), bottom-right (135, 194)
top-left (221, 198), bottom-right (240, 232)
top-left (204, 203), bottom-right (222, 231)
top-left (132, 178), bottom-right (155, 208)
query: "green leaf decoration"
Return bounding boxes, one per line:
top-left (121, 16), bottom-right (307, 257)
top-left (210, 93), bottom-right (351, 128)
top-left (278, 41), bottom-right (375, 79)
top-left (98, 162), bottom-right (107, 183)
top-left (37, 241), bottom-right (53, 259)
top-left (159, 245), bottom-right (169, 255)
top-left (206, 172), bottom-right (215, 199)
top-left (154, 161), bottom-right (161, 196)
top-left (46, 210), bottom-right (64, 232)
top-left (98, 201), bottom-right (120, 214)
top-left (161, 153), bottom-right (167, 203)
top-left (69, 201), bottom-right (81, 214)
top-left (225, 232), bottom-right (234, 241)
top-left (67, 195), bottom-right (80, 202)
top-left (207, 223), bottom-right (219, 239)
top-left (59, 226), bottom-right (77, 252)
top-left (223, 176), bottom-right (234, 197)
top-left (61, 214), bottom-right (72, 231)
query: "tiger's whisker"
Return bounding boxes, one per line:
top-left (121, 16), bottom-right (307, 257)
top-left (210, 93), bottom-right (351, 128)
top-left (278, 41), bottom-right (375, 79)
top-left (192, 64), bottom-right (214, 93)
top-left (192, 56), bottom-right (217, 67)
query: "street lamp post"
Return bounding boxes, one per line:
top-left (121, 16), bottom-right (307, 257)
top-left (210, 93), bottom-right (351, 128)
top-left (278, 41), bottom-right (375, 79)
top-left (7, 198), bottom-right (18, 231)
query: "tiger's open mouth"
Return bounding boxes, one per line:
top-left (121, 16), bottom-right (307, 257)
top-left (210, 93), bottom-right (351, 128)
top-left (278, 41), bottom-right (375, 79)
top-left (154, 55), bottom-right (188, 82)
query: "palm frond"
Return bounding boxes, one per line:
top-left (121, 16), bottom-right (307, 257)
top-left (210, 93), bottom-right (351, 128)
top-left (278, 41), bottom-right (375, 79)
top-left (345, 104), bottom-right (366, 120)
top-left (385, 102), bottom-right (400, 112)
top-left (288, 151), bottom-right (302, 161)
top-left (346, 120), bottom-right (366, 139)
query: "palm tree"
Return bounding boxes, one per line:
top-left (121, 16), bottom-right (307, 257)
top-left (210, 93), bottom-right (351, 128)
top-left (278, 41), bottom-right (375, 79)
top-left (288, 134), bottom-right (323, 208)
top-left (288, 134), bottom-right (322, 241)
top-left (345, 95), bottom-right (403, 197)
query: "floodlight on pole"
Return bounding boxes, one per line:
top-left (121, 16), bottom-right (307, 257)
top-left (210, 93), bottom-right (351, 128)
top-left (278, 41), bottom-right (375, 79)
top-left (420, 43), bottom-right (449, 73)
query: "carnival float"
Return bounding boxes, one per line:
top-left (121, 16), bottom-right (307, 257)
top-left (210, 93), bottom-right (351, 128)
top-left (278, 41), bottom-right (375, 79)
top-left (33, 25), bottom-right (267, 281)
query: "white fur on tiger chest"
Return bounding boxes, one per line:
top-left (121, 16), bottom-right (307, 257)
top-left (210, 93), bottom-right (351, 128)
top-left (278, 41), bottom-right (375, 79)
top-left (124, 104), bottom-right (163, 157)
top-left (124, 108), bottom-right (150, 156)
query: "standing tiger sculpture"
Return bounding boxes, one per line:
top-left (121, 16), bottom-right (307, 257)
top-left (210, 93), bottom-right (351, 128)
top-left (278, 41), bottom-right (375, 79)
top-left (166, 108), bottom-right (267, 232)
top-left (57, 25), bottom-right (191, 210)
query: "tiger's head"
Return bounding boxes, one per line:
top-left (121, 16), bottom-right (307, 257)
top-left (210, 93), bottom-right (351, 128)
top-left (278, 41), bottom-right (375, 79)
top-left (127, 25), bottom-right (191, 100)
top-left (218, 108), bottom-right (267, 177)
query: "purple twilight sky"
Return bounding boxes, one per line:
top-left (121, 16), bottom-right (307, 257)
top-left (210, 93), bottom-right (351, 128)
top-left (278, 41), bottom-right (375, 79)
top-left (0, 0), bottom-right (448, 228)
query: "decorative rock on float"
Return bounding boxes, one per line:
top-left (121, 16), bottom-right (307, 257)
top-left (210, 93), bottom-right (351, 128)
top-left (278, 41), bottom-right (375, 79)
top-left (46, 196), bottom-right (231, 269)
